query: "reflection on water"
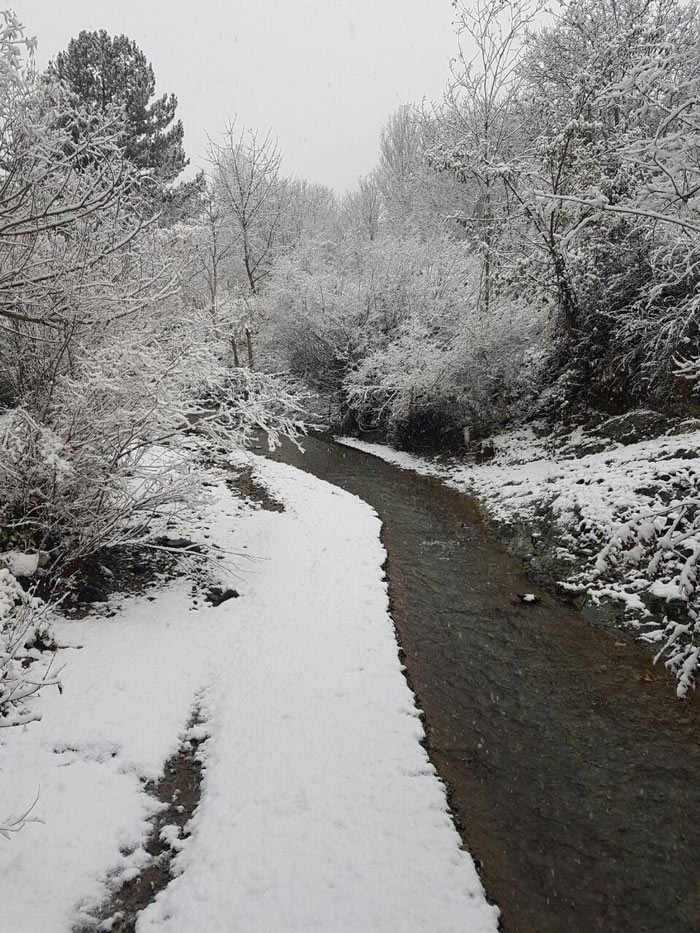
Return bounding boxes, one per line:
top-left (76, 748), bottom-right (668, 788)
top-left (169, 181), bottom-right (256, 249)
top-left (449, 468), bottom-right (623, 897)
top-left (268, 436), bottom-right (700, 933)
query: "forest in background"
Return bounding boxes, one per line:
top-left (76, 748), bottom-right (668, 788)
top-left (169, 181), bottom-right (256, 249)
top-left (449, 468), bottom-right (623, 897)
top-left (245, 0), bottom-right (700, 450)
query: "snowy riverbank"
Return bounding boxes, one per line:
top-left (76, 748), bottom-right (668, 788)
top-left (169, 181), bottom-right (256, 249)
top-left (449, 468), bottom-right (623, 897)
top-left (340, 418), bottom-right (700, 696)
top-left (1, 452), bottom-right (498, 932)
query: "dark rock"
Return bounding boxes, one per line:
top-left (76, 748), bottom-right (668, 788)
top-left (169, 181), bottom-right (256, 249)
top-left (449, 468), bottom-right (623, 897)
top-left (668, 418), bottom-right (700, 437)
top-left (476, 442), bottom-right (496, 463)
top-left (204, 586), bottom-right (240, 607)
top-left (154, 536), bottom-right (202, 552)
top-left (591, 410), bottom-right (675, 446)
top-left (77, 583), bottom-right (108, 604)
top-left (641, 591), bottom-right (688, 622)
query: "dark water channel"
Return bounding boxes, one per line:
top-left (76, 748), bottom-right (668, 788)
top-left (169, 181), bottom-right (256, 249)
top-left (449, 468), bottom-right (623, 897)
top-left (267, 436), bottom-right (700, 933)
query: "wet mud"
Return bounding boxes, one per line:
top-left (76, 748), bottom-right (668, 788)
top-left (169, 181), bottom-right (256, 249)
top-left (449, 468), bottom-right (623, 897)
top-left (75, 710), bottom-right (207, 933)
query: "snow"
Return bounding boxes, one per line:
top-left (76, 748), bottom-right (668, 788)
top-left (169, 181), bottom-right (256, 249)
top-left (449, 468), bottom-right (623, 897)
top-left (648, 580), bottom-right (682, 601)
top-left (0, 567), bottom-right (28, 620)
top-left (0, 452), bottom-right (498, 932)
top-left (0, 550), bottom-right (40, 578)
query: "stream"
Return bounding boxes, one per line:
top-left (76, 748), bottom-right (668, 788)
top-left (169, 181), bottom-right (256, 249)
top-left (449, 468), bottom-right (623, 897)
top-left (267, 435), bottom-right (700, 933)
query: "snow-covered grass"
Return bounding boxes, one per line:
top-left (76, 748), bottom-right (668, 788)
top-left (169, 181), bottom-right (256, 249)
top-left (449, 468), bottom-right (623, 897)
top-left (0, 452), bottom-right (498, 932)
top-left (339, 423), bottom-right (700, 697)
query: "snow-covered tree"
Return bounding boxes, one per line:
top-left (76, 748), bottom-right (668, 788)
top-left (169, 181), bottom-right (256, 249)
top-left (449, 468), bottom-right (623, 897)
top-left (339, 173), bottom-right (383, 253)
top-left (510, 0), bottom-right (700, 400)
top-left (377, 106), bottom-right (464, 237)
top-left (208, 122), bottom-right (289, 296)
top-left (0, 16), bottom-right (303, 575)
top-left (431, 0), bottom-right (546, 316)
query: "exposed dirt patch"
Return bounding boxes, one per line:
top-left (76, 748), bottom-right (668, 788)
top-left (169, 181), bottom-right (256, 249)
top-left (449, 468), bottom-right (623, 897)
top-left (226, 465), bottom-right (285, 512)
top-left (59, 463), bottom-right (281, 621)
top-left (74, 709), bottom-right (208, 932)
top-left (60, 545), bottom-right (181, 619)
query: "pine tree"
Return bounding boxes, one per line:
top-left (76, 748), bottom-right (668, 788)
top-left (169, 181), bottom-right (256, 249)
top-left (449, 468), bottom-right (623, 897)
top-left (48, 30), bottom-right (188, 185)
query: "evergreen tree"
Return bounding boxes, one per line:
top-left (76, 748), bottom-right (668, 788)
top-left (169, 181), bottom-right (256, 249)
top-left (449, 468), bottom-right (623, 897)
top-left (49, 30), bottom-right (188, 185)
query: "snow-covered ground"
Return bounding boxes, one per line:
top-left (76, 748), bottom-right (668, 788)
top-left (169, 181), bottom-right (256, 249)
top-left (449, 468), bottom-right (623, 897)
top-left (340, 422), bottom-right (700, 695)
top-left (0, 452), bottom-right (498, 932)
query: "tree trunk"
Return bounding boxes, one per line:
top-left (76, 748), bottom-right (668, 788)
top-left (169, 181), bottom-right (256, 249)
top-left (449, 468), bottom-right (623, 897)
top-left (245, 326), bottom-right (254, 369)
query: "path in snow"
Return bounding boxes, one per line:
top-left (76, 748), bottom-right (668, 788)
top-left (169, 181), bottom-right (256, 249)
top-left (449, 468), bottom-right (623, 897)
top-left (0, 452), bottom-right (497, 933)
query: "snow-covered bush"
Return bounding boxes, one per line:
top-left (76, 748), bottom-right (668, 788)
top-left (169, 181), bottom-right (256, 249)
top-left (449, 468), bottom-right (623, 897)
top-left (0, 569), bottom-right (59, 727)
top-left (264, 221), bottom-right (550, 447)
top-left (346, 287), bottom-right (550, 447)
top-left (0, 298), bottom-right (304, 567)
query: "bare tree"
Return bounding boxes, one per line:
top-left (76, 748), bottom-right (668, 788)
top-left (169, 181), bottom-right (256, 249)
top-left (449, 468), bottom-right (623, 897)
top-left (378, 106), bottom-right (422, 221)
top-left (436, 0), bottom-right (546, 317)
top-left (340, 173), bottom-right (382, 253)
top-left (209, 121), bottom-right (289, 295)
top-left (192, 196), bottom-right (236, 321)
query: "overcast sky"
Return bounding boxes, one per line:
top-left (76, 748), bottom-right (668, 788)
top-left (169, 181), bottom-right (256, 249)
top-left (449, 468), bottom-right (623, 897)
top-left (14, 0), bottom-right (458, 193)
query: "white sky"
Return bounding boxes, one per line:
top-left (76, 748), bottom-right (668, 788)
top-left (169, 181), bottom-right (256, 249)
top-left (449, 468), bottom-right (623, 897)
top-left (14, 0), bottom-right (458, 193)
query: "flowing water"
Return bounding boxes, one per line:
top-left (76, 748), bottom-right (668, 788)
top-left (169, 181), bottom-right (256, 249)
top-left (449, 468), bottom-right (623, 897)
top-left (267, 435), bottom-right (700, 933)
